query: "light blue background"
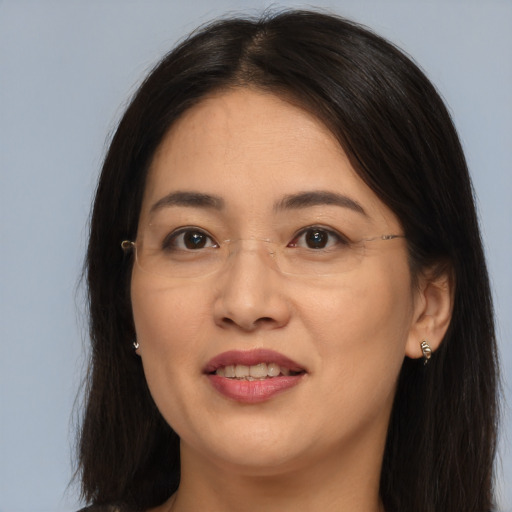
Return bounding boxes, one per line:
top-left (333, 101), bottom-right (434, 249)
top-left (1, 1), bottom-right (510, 511)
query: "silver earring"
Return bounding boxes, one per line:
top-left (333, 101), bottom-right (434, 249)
top-left (133, 340), bottom-right (140, 350)
top-left (420, 340), bottom-right (432, 365)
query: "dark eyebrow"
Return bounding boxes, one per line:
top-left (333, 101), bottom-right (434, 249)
top-left (149, 191), bottom-right (224, 214)
top-left (274, 191), bottom-right (367, 216)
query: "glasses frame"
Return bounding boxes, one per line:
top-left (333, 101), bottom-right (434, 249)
top-left (121, 233), bottom-right (405, 279)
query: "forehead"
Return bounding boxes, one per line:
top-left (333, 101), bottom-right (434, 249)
top-left (141, 88), bottom-right (398, 229)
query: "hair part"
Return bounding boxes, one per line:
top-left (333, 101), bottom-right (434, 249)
top-left (78, 9), bottom-right (499, 512)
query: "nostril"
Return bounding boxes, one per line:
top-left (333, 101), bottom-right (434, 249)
top-left (220, 315), bottom-right (276, 331)
top-left (256, 317), bottom-right (274, 324)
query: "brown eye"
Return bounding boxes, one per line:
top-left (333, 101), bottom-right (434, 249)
top-left (288, 227), bottom-right (348, 250)
top-left (305, 229), bottom-right (329, 249)
top-left (183, 231), bottom-right (208, 249)
top-left (162, 228), bottom-right (217, 251)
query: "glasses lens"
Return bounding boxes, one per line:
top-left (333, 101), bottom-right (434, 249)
top-left (134, 241), bottom-right (222, 278)
top-left (278, 243), bottom-right (364, 276)
top-left (132, 235), bottom-right (367, 279)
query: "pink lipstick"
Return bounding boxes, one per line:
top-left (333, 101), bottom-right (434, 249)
top-left (204, 349), bottom-right (306, 403)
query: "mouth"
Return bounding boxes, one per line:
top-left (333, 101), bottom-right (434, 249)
top-left (213, 362), bottom-right (304, 380)
top-left (204, 349), bottom-right (307, 403)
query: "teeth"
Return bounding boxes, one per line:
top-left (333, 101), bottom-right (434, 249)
top-left (215, 362), bottom-right (298, 379)
top-left (224, 365), bottom-right (235, 378)
top-left (267, 363), bottom-right (280, 377)
top-left (235, 365), bottom-right (249, 378)
top-left (250, 363), bottom-right (267, 378)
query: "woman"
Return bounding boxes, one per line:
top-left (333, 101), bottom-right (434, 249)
top-left (77, 9), bottom-right (499, 512)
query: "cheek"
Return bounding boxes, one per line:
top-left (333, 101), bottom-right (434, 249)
top-left (132, 276), bottom-right (207, 341)
top-left (304, 278), bottom-right (411, 350)
top-left (130, 276), bottom-right (211, 383)
top-left (130, 276), bottom-right (215, 431)
top-left (299, 261), bottom-right (414, 399)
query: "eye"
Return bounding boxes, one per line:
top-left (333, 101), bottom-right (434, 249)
top-left (288, 227), bottom-right (348, 250)
top-left (162, 228), bottom-right (218, 251)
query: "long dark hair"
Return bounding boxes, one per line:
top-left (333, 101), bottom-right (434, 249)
top-left (78, 10), bottom-right (499, 512)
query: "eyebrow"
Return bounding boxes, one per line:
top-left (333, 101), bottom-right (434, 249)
top-left (274, 191), bottom-right (367, 216)
top-left (149, 191), bottom-right (224, 213)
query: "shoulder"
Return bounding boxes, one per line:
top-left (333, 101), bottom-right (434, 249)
top-left (77, 506), bottom-right (126, 512)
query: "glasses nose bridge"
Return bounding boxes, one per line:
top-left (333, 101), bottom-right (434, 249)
top-left (223, 238), bottom-right (279, 270)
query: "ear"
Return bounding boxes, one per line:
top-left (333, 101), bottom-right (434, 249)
top-left (405, 264), bottom-right (454, 360)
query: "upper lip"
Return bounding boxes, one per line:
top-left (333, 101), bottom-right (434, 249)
top-left (203, 348), bottom-right (306, 374)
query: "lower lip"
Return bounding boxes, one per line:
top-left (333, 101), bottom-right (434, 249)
top-left (207, 374), bottom-right (304, 403)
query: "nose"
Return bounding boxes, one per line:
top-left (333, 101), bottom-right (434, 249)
top-left (213, 240), bottom-right (292, 332)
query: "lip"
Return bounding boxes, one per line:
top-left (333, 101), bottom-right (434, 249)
top-left (204, 349), bottom-right (307, 404)
top-left (204, 348), bottom-right (306, 373)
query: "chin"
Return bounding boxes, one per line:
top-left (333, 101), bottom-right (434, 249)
top-left (181, 419), bottom-right (316, 475)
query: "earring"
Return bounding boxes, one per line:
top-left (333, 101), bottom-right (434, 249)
top-left (133, 340), bottom-right (140, 350)
top-left (420, 340), bottom-right (432, 365)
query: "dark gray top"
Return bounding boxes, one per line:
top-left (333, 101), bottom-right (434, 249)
top-left (77, 506), bottom-right (125, 512)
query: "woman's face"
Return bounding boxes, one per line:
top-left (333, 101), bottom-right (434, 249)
top-left (131, 88), bottom-right (423, 477)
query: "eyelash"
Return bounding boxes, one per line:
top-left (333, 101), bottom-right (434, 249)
top-left (161, 226), bottom-right (349, 251)
top-left (161, 227), bottom-right (218, 251)
top-left (288, 226), bottom-right (349, 250)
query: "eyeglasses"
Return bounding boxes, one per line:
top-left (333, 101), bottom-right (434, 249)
top-left (121, 226), bottom-right (405, 279)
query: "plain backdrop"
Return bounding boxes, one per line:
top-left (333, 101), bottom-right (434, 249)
top-left (1, 1), bottom-right (510, 511)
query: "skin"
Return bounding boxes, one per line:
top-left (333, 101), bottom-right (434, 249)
top-left (132, 88), bottom-right (452, 512)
